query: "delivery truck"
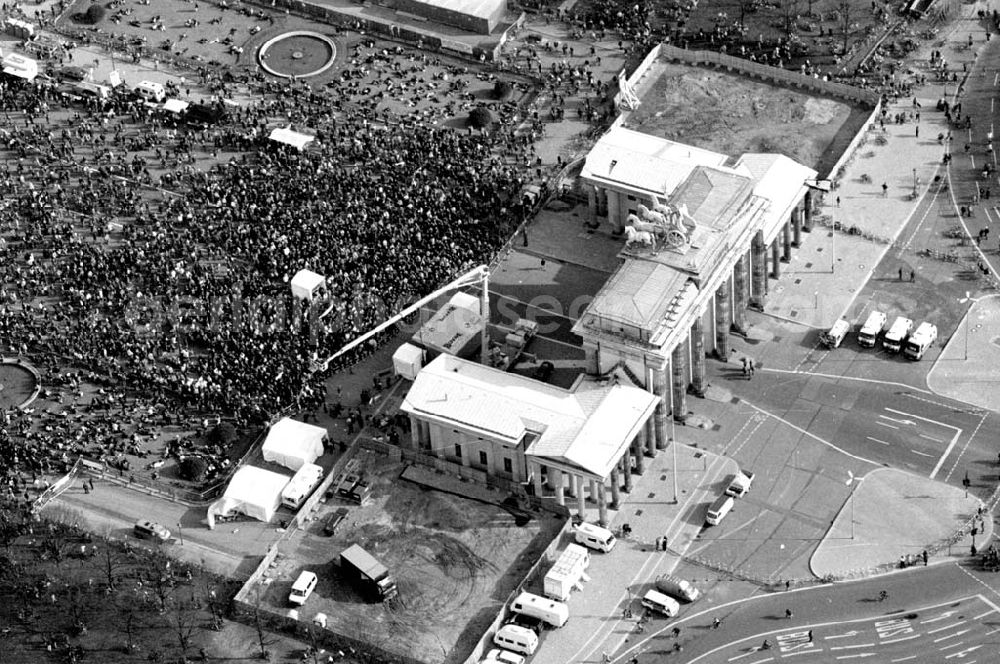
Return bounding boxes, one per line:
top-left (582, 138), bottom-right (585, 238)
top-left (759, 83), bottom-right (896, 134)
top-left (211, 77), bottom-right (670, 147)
top-left (340, 544), bottom-right (398, 602)
top-left (543, 544), bottom-right (590, 601)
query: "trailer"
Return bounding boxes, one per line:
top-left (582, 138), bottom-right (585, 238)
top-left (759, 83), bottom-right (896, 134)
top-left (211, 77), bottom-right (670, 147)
top-left (543, 544), bottom-right (590, 601)
top-left (339, 544), bottom-right (398, 602)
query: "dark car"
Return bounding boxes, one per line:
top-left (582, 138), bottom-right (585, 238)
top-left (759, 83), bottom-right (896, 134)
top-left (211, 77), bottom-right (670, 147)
top-left (57, 65), bottom-right (89, 82)
top-left (322, 508), bottom-right (350, 536)
top-left (507, 613), bottom-right (544, 635)
top-left (184, 102), bottom-right (227, 127)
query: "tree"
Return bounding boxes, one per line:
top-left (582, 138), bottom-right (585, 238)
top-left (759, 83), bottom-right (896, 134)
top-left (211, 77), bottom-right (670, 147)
top-left (468, 106), bottom-right (492, 129)
top-left (114, 596), bottom-right (142, 654)
top-left (179, 456), bottom-right (209, 482)
top-left (838, 0), bottom-right (852, 58)
top-left (92, 539), bottom-right (123, 590)
top-left (493, 80), bottom-right (513, 100)
top-left (81, 4), bottom-right (106, 24)
top-left (208, 422), bottom-right (237, 447)
top-left (167, 599), bottom-right (198, 661)
top-left (778, 0), bottom-right (803, 38)
top-left (252, 589), bottom-right (277, 661)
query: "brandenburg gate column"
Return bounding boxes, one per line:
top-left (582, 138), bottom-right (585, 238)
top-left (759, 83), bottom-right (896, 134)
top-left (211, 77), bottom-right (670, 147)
top-left (792, 204), bottom-right (802, 247)
top-left (690, 316), bottom-right (706, 397)
top-left (751, 230), bottom-right (766, 307)
top-left (621, 456), bottom-right (633, 492)
top-left (597, 482), bottom-right (609, 527)
top-left (733, 253), bottom-right (749, 333)
top-left (671, 340), bottom-right (689, 423)
top-left (632, 433), bottom-right (645, 474)
top-left (609, 468), bottom-right (621, 509)
top-left (782, 218), bottom-right (792, 262)
top-left (771, 240), bottom-right (781, 279)
top-left (803, 191), bottom-right (813, 232)
top-left (651, 367), bottom-right (669, 449)
top-left (714, 280), bottom-right (731, 360)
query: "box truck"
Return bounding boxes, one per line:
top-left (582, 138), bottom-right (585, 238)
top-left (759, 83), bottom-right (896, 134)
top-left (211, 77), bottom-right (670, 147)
top-left (857, 310), bottom-right (887, 348)
top-left (903, 322), bottom-right (937, 360)
top-left (882, 316), bottom-right (913, 353)
top-left (543, 544), bottom-right (590, 601)
top-left (340, 544), bottom-right (398, 602)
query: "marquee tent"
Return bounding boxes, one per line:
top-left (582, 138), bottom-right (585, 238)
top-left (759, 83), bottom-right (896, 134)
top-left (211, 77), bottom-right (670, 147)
top-left (209, 466), bottom-right (290, 523)
top-left (269, 126), bottom-right (316, 151)
top-left (262, 417), bottom-right (327, 471)
top-left (2, 52), bottom-right (38, 81)
top-left (290, 269), bottom-right (326, 301)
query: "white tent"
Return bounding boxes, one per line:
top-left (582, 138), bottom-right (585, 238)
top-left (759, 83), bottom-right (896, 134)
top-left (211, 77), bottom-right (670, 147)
top-left (448, 291), bottom-right (480, 315)
top-left (209, 466), bottom-right (290, 523)
top-left (2, 53), bottom-right (38, 81)
top-left (262, 417), bottom-right (327, 471)
top-left (269, 126), bottom-right (316, 151)
top-left (290, 269), bottom-right (326, 301)
top-left (393, 342), bottom-right (424, 380)
top-left (163, 98), bottom-right (189, 114)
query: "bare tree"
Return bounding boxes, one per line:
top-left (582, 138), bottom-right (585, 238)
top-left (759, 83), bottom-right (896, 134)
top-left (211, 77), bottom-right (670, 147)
top-left (839, 0), bottom-right (853, 56)
top-left (114, 598), bottom-right (142, 654)
top-left (92, 539), bottom-right (123, 590)
top-left (167, 597), bottom-right (198, 661)
top-left (778, 0), bottom-right (804, 38)
top-left (252, 589), bottom-right (277, 661)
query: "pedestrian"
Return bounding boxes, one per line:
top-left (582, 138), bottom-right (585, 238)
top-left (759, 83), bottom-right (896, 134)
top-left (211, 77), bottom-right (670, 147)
top-left (785, 580), bottom-right (791, 591)
top-left (88, 478), bottom-right (95, 492)
top-left (748, 359), bottom-right (755, 376)
top-left (898, 267), bottom-right (903, 281)
top-left (922, 549), bottom-right (928, 566)
top-left (654, 536), bottom-right (662, 551)
top-left (785, 608), bottom-right (793, 619)
top-left (915, 125), bottom-right (919, 138)
top-left (742, 359), bottom-right (749, 380)
top-left (602, 652), bottom-right (611, 663)
top-left (836, 195), bottom-right (841, 207)
top-left (83, 483), bottom-right (89, 495)
top-left (910, 270), bottom-right (915, 282)
top-left (661, 536), bottom-right (668, 551)
top-left (672, 627), bottom-right (681, 639)
top-left (713, 617), bottom-right (721, 629)
top-left (629, 656), bottom-right (638, 664)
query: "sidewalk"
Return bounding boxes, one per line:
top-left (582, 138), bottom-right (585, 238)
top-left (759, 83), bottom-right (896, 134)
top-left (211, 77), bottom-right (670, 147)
top-left (760, 4), bottom-right (988, 330)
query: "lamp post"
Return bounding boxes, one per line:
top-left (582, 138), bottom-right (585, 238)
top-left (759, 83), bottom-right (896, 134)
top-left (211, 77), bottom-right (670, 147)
top-left (670, 416), bottom-right (678, 504)
top-left (958, 291), bottom-right (982, 360)
top-left (845, 471), bottom-right (860, 540)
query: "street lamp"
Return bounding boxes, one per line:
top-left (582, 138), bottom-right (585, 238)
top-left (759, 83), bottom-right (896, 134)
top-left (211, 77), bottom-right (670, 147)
top-left (670, 416), bottom-right (678, 504)
top-left (958, 291), bottom-right (982, 360)
top-left (845, 471), bottom-right (860, 540)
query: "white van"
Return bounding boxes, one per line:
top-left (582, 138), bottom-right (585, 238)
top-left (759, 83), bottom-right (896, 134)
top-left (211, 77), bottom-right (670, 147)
top-left (640, 589), bottom-right (680, 617)
top-left (288, 570), bottom-right (317, 606)
top-left (574, 522), bottom-right (616, 552)
top-left (655, 574), bottom-right (701, 602)
top-left (135, 80), bottom-right (166, 103)
top-left (510, 591), bottom-right (569, 628)
top-left (705, 495), bottom-right (734, 526)
top-left (882, 316), bottom-right (914, 353)
top-left (493, 624), bottom-right (538, 656)
top-left (857, 310), bottom-right (887, 348)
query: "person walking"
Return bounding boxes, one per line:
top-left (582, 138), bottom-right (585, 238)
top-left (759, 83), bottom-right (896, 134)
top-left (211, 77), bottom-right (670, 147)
top-left (882, 182), bottom-right (888, 197)
top-left (748, 359), bottom-right (755, 377)
top-left (713, 617), bottom-right (721, 629)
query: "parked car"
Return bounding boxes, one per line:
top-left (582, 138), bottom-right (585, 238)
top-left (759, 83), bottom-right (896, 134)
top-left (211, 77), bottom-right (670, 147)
top-left (481, 649), bottom-right (525, 664)
top-left (323, 508), bottom-right (350, 536)
top-left (133, 520), bottom-right (170, 542)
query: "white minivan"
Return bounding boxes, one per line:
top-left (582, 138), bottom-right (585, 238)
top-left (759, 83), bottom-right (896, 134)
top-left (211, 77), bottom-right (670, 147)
top-left (640, 589), bottom-right (680, 617)
top-left (134, 80), bottom-right (166, 103)
top-left (493, 624), bottom-right (539, 656)
top-left (288, 571), bottom-right (318, 606)
top-left (574, 522), bottom-right (616, 552)
top-left (705, 495), bottom-right (734, 526)
top-left (510, 591), bottom-right (569, 627)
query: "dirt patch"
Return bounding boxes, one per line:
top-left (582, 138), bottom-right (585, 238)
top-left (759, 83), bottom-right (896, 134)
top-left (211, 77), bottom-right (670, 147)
top-left (259, 457), bottom-right (564, 664)
top-left (626, 64), bottom-right (861, 174)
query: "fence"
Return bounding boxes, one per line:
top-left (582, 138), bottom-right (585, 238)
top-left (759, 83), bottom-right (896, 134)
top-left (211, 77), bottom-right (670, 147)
top-left (291, 439), bottom-right (368, 528)
top-left (825, 101), bottom-right (884, 181)
top-left (461, 518), bottom-right (573, 664)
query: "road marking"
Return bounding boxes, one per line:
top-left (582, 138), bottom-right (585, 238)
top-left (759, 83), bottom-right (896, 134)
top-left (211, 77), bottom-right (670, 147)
top-left (835, 654), bottom-right (876, 660)
top-left (880, 415), bottom-right (915, 426)
top-left (728, 652), bottom-right (767, 662)
top-left (745, 659), bottom-right (773, 664)
top-left (940, 640), bottom-right (969, 650)
top-left (865, 436), bottom-right (891, 445)
top-left (826, 631), bottom-right (863, 640)
top-left (927, 621), bottom-right (965, 633)
top-left (943, 411), bottom-right (990, 483)
top-left (882, 634), bottom-right (921, 644)
top-left (919, 434), bottom-right (944, 442)
top-left (876, 421), bottom-right (900, 430)
top-left (890, 657), bottom-right (917, 662)
top-left (784, 649), bottom-right (822, 657)
top-left (912, 449), bottom-right (933, 457)
top-left (972, 609), bottom-right (995, 620)
top-left (830, 643), bottom-right (876, 650)
top-left (922, 611), bottom-right (960, 624)
top-left (933, 628), bottom-right (970, 642)
top-left (944, 645), bottom-right (981, 660)
top-left (759, 368), bottom-right (933, 394)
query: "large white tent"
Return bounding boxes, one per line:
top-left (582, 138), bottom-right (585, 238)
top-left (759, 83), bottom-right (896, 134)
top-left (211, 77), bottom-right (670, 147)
top-left (209, 466), bottom-right (290, 523)
top-left (269, 126), bottom-right (316, 151)
top-left (290, 269), bottom-right (326, 301)
top-left (262, 417), bottom-right (327, 471)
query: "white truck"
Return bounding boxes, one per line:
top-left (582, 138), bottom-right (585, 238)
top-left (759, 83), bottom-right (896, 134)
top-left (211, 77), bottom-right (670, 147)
top-left (724, 470), bottom-right (755, 498)
top-left (882, 316), bottom-right (914, 353)
top-left (857, 310), bottom-right (887, 348)
top-left (903, 322), bottom-right (937, 360)
top-left (543, 544), bottom-right (590, 601)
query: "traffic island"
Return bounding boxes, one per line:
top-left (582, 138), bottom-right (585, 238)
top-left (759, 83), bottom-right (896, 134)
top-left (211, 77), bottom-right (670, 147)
top-left (810, 467), bottom-right (986, 579)
top-left (0, 358), bottom-right (40, 410)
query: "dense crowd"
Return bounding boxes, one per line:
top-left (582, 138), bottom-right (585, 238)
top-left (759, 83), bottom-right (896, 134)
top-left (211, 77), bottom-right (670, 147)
top-left (0, 38), bottom-right (536, 501)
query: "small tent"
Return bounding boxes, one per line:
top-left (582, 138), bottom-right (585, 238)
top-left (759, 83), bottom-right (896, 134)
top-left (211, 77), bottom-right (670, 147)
top-left (262, 417), bottom-right (327, 471)
top-left (209, 466), bottom-right (290, 523)
top-left (163, 98), bottom-right (190, 114)
top-left (2, 52), bottom-right (38, 81)
top-left (269, 126), bottom-right (317, 151)
top-left (290, 269), bottom-right (326, 301)
top-left (393, 343), bottom-right (424, 380)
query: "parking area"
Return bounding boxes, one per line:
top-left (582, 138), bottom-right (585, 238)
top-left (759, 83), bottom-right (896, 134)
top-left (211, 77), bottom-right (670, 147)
top-left (256, 450), bottom-right (564, 664)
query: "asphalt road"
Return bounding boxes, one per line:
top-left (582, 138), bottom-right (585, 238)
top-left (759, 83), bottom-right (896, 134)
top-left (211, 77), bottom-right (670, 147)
top-left (725, 365), bottom-right (1000, 495)
top-left (618, 561), bottom-right (1000, 663)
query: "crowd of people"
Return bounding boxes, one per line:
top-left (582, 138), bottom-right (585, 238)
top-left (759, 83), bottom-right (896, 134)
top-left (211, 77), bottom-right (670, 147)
top-left (0, 29), bottom-right (539, 504)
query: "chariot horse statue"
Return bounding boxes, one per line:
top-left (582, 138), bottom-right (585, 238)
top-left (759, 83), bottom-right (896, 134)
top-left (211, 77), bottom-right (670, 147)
top-left (626, 201), bottom-right (691, 250)
top-left (623, 225), bottom-right (656, 250)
